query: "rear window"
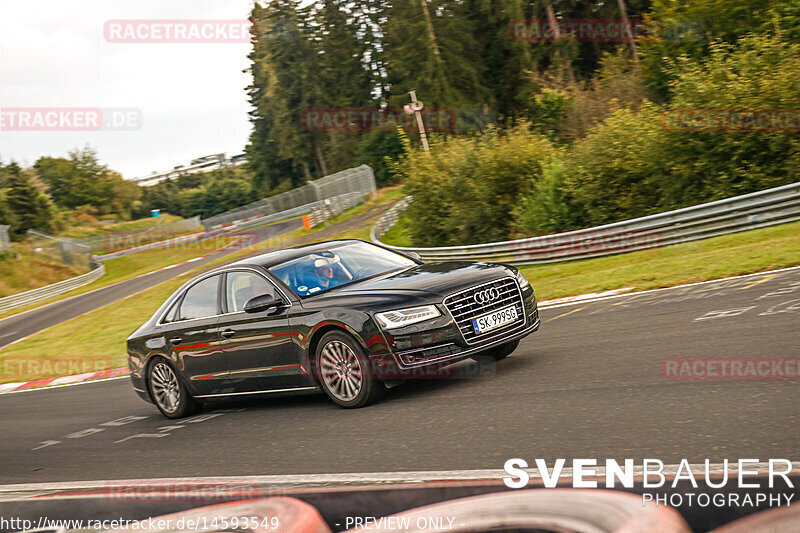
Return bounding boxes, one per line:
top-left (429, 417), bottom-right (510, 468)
top-left (177, 275), bottom-right (220, 320)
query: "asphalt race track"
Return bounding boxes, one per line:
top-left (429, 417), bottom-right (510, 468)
top-left (0, 219), bottom-right (302, 351)
top-left (1, 267), bottom-right (798, 484)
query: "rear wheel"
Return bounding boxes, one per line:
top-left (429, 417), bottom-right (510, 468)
top-left (148, 358), bottom-right (199, 419)
top-left (483, 340), bottom-right (519, 361)
top-left (316, 331), bottom-right (383, 408)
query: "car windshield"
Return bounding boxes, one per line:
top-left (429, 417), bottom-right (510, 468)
top-left (268, 241), bottom-right (416, 297)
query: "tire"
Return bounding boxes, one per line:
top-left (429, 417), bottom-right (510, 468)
top-left (483, 340), bottom-right (519, 361)
top-left (147, 357), bottom-right (200, 419)
top-left (315, 330), bottom-right (384, 408)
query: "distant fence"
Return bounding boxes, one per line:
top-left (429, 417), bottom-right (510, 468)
top-left (304, 192), bottom-right (368, 228)
top-left (27, 230), bottom-right (93, 270)
top-left (202, 165), bottom-right (376, 229)
top-left (0, 263), bottom-right (106, 314)
top-left (372, 182), bottom-right (800, 264)
top-left (0, 225), bottom-right (10, 252)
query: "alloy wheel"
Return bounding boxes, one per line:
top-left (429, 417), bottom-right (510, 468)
top-left (320, 340), bottom-right (363, 402)
top-left (151, 362), bottom-right (181, 414)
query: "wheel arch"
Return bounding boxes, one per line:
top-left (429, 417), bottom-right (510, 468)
top-left (306, 321), bottom-right (371, 380)
top-left (142, 351), bottom-right (181, 402)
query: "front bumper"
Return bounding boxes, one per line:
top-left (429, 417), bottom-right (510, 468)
top-left (370, 314), bottom-right (539, 379)
top-left (370, 280), bottom-right (540, 379)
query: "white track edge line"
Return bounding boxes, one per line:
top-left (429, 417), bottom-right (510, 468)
top-left (537, 264), bottom-right (800, 310)
top-left (1, 462), bottom-right (798, 494)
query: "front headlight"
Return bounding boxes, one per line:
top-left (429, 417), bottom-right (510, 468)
top-left (515, 269), bottom-right (531, 290)
top-left (375, 305), bottom-right (441, 329)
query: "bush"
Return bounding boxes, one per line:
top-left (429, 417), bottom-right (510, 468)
top-left (394, 125), bottom-right (559, 246)
top-left (661, 34), bottom-right (800, 200)
top-left (515, 35), bottom-right (800, 233)
top-left (512, 160), bottom-right (578, 234)
top-left (563, 102), bottom-right (672, 227)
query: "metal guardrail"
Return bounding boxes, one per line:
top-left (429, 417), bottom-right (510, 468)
top-left (305, 192), bottom-right (367, 229)
top-left (202, 165), bottom-right (376, 229)
top-left (372, 182), bottom-right (800, 265)
top-left (369, 196), bottom-right (412, 242)
top-left (0, 263), bottom-right (106, 314)
top-left (0, 225), bottom-right (10, 252)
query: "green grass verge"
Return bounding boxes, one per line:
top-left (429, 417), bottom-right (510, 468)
top-left (379, 213), bottom-right (414, 247)
top-left (518, 220), bottom-right (800, 299)
top-left (0, 245), bottom-right (84, 298)
top-left (2, 219), bottom-right (798, 384)
top-left (57, 214), bottom-right (183, 238)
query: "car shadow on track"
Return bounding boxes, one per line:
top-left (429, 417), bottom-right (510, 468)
top-left (194, 355), bottom-right (537, 414)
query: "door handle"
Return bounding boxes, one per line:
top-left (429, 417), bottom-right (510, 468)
top-left (220, 329), bottom-right (236, 339)
top-left (169, 337), bottom-right (182, 345)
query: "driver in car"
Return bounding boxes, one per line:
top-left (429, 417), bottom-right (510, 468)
top-left (308, 256), bottom-right (340, 292)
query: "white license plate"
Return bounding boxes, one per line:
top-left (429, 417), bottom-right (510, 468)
top-left (472, 305), bottom-right (518, 334)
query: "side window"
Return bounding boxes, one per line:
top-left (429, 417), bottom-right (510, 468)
top-left (226, 271), bottom-right (278, 313)
top-left (178, 275), bottom-right (220, 321)
top-left (161, 299), bottom-right (181, 324)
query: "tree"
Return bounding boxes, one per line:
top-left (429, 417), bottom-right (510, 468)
top-left (463, 0), bottom-right (534, 126)
top-left (640, 0), bottom-right (800, 99)
top-left (246, 2), bottom-right (299, 192)
top-left (2, 162), bottom-right (54, 236)
top-left (34, 148), bottom-right (140, 218)
top-left (247, 0), bottom-right (322, 184)
top-left (312, 0), bottom-right (377, 172)
top-left (381, 0), bottom-right (488, 111)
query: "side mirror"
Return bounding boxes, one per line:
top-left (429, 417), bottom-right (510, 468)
top-left (406, 252), bottom-right (422, 262)
top-left (244, 294), bottom-right (282, 313)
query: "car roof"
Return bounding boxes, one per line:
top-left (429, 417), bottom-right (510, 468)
top-left (229, 239), bottom-right (366, 269)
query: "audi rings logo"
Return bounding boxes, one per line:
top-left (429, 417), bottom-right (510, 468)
top-left (474, 287), bottom-right (500, 305)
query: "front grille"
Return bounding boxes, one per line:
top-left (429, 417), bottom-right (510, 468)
top-left (443, 277), bottom-right (525, 345)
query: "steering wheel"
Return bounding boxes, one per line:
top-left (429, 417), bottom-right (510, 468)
top-left (353, 267), bottom-right (376, 279)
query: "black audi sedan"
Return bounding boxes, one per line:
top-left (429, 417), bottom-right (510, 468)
top-left (127, 239), bottom-right (540, 418)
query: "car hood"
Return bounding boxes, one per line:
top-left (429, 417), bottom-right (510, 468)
top-left (336, 261), bottom-right (513, 298)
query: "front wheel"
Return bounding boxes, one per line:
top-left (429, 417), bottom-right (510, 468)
top-left (316, 331), bottom-right (383, 408)
top-left (483, 340), bottom-right (519, 361)
top-left (148, 358), bottom-right (199, 419)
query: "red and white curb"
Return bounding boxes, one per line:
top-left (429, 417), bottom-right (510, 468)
top-left (0, 367), bottom-right (129, 395)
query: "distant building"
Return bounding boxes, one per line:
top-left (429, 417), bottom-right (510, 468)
top-left (131, 153), bottom-right (248, 187)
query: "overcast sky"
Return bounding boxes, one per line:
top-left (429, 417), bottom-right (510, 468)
top-left (0, 0), bottom-right (257, 180)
